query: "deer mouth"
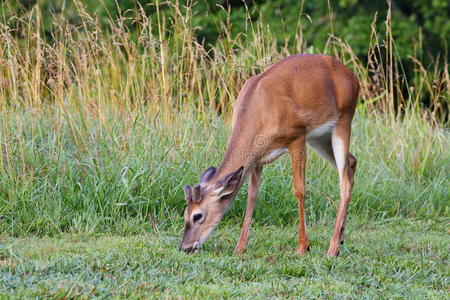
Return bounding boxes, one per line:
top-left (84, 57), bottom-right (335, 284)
top-left (180, 241), bottom-right (199, 253)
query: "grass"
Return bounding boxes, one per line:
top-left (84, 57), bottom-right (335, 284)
top-left (0, 1), bottom-right (449, 298)
top-left (1, 109), bottom-right (447, 298)
top-left (1, 109), bottom-right (448, 236)
top-left (1, 219), bottom-right (448, 298)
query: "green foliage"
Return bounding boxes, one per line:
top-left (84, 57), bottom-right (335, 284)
top-left (6, 0), bottom-right (449, 59)
top-left (1, 1), bottom-right (448, 236)
top-left (0, 109), bottom-right (448, 236)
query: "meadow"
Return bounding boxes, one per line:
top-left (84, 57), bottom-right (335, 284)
top-left (0, 2), bottom-right (449, 298)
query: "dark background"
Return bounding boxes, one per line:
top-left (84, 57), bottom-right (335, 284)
top-left (7, 0), bottom-right (449, 61)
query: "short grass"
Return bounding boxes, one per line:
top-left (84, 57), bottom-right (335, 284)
top-left (1, 219), bottom-right (448, 298)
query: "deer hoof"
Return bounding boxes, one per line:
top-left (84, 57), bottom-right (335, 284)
top-left (297, 244), bottom-right (310, 256)
top-left (233, 245), bottom-right (247, 255)
top-left (327, 245), bottom-right (340, 257)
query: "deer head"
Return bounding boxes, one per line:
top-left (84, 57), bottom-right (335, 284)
top-left (180, 166), bottom-right (244, 252)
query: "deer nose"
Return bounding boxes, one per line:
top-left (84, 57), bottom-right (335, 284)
top-left (181, 246), bottom-right (195, 253)
top-left (180, 241), bottom-right (199, 253)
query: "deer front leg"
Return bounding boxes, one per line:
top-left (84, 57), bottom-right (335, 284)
top-left (234, 165), bottom-right (263, 254)
top-left (288, 137), bottom-right (309, 255)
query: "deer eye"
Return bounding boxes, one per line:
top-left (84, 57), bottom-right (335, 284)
top-left (193, 213), bottom-right (203, 223)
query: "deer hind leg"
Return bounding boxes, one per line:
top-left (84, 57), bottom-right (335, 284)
top-left (234, 165), bottom-right (263, 254)
top-left (327, 120), bottom-right (357, 257)
top-left (288, 136), bottom-right (309, 255)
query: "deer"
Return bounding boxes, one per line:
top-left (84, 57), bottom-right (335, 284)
top-left (181, 54), bottom-right (359, 257)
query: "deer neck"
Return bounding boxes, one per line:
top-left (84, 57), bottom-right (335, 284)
top-left (212, 122), bottom-right (264, 184)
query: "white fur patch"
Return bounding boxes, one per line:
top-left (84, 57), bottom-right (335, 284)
top-left (307, 120), bottom-right (337, 139)
top-left (260, 148), bottom-right (288, 164)
top-left (331, 133), bottom-right (346, 176)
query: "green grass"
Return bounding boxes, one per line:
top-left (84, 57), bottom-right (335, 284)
top-left (1, 108), bottom-right (448, 297)
top-left (1, 219), bottom-right (448, 298)
top-left (1, 106), bottom-right (448, 298)
top-left (1, 109), bottom-right (449, 236)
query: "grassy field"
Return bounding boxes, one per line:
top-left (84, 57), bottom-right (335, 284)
top-left (1, 219), bottom-right (448, 298)
top-left (0, 108), bottom-right (449, 298)
top-left (0, 1), bottom-right (449, 298)
top-left (1, 110), bottom-right (449, 236)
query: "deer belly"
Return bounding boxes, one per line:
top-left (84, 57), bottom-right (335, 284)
top-left (259, 148), bottom-right (288, 165)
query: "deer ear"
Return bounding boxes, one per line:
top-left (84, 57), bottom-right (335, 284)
top-left (200, 166), bottom-right (216, 183)
top-left (183, 185), bottom-right (193, 202)
top-left (215, 166), bottom-right (244, 197)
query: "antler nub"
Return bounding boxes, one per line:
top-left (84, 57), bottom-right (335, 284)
top-left (192, 184), bottom-right (202, 202)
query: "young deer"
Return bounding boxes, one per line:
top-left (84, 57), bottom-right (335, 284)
top-left (181, 54), bottom-right (359, 256)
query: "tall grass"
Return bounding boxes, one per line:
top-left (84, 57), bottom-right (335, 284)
top-left (0, 1), bottom-right (448, 236)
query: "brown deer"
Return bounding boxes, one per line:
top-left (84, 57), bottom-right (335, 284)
top-left (181, 54), bottom-right (359, 256)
